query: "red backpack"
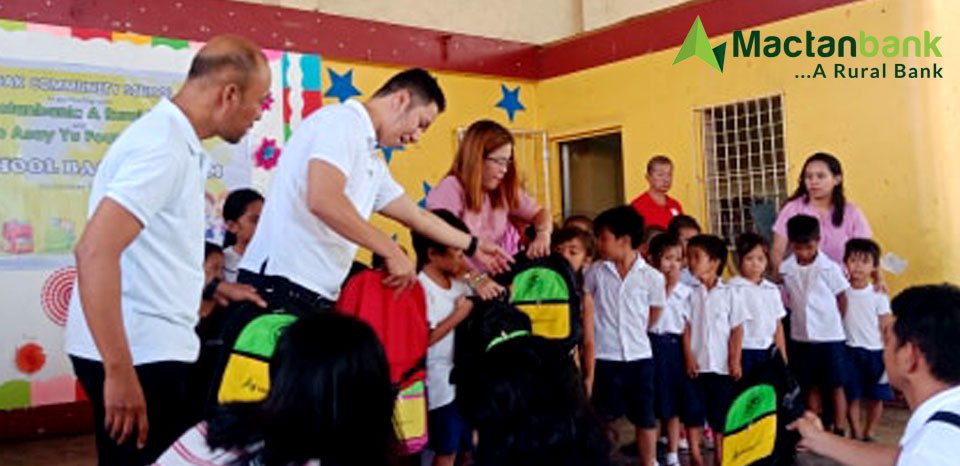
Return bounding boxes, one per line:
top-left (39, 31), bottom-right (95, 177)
top-left (336, 269), bottom-right (429, 454)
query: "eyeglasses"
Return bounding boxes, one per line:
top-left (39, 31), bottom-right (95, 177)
top-left (485, 156), bottom-right (513, 167)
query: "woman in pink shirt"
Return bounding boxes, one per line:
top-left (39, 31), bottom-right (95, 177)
top-left (427, 120), bottom-right (553, 278)
top-left (771, 152), bottom-right (876, 280)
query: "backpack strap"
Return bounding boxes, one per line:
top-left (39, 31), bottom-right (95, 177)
top-left (927, 411), bottom-right (960, 430)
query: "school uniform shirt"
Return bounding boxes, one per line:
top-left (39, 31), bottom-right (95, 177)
top-left (240, 100), bottom-right (405, 300)
top-left (65, 98), bottom-right (210, 365)
top-left (153, 421), bottom-right (320, 466)
top-left (729, 276), bottom-right (788, 350)
top-left (897, 385), bottom-right (960, 466)
top-left (680, 267), bottom-right (699, 287)
top-left (629, 192), bottom-right (683, 230)
top-left (585, 253), bottom-right (666, 362)
top-left (222, 246), bottom-right (242, 283)
top-left (779, 252), bottom-right (850, 343)
top-left (419, 272), bottom-right (472, 410)
top-left (688, 280), bottom-right (749, 375)
top-left (649, 282), bottom-right (692, 335)
top-left (843, 286), bottom-right (891, 351)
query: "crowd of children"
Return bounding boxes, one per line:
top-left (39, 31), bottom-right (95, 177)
top-left (182, 148), bottom-right (897, 466)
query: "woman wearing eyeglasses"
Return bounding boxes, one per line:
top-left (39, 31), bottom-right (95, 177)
top-left (426, 119), bottom-right (552, 295)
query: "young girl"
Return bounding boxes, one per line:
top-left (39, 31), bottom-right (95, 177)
top-left (552, 227), bottom-right (597, 396)
top-left (647, 233), bottom-right (693, 466)
top-left (730, 233), bottom-right (788, 376)
top-left (156, 313), bottom-right (399, 466)
top-left (222, 188), bottom-right (264, 282)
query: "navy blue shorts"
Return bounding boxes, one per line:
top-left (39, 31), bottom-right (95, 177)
top-left (684, 373), bottom-right (733, 431)
top-left (742, 347), bottom-right (776, 376)
top-left (650, 333), bottom-right (692, 420)
top-left (592, 359), bottom-right (656, 428)
top-left (844, 347), bottom-right (894, 402)
top-left (427, 401), bottom-right (472, 455)
top-left (791, 341), bottom-right (849, 391)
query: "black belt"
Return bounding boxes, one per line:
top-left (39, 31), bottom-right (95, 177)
top-left (238, 269), bottom-right (334, 314)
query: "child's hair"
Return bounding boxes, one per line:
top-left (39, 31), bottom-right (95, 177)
top-left (594, 205), bottom-right (644, 249)
top-left (735, 232), bottom-right (769, 270)
top-left (687, 234), bottom-right (728, 276)
top-left (648, 233), bottom-right (683, 269)
top-left (844, 238), bottom-right (881, 266)
top-left (562, 215), bottom-right (594, 232)
top-left (667, 214), bottom-right (701, 238)
top-left (786, 152), bottom-right (847, 227)
top-left (786, 214), bottom-right (821, 243)
top-left (205, 241), bottom-right (224, 260)
top-left (643, 225), bottom-right (666, 245)
top-left (206, 313), bottom-right (398, 466)
top-left (552, 227), bottom-right (596, 258)
top-left (412, 209), bottom-right (469, 271)
top-left (647, 154), bottom-right (673, 174)
top-left (891, 284), bottom-right (960, 385)
top-left (457, 336), bottom-right (614, 466)
top-left (222, 188), bottom-right (264, 248)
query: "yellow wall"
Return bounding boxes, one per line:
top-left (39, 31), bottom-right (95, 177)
top-left (537, 0), bottom-right (960, 293)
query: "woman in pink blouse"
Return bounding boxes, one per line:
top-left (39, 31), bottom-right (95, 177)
top-left (771, 152), bottom-right (876, 279)
top-left (427, 120), bottom-right (553, 278)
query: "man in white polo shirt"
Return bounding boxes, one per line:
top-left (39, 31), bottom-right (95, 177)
top-left (789, 284), bottom-right (960, 465)
top-left (239, 68), bottom-right (512, 311)
top-left (65, 35), bottom-right (270, 465)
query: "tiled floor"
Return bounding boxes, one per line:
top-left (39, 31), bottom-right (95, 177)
top-left (0, 407), bottom-right (910, 465)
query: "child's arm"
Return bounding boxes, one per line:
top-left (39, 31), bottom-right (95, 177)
top-left (428, 297), bottom-right (474, 346)
top-left (775, 321), bottom-right (788, 365)
top-left (199, 299), bottom-right (217, 319)
top-left (647, 305), bottom-right (663, 330)
top-left (682, 323), bottom-right (698, 378)
top-left (729, 325), bottom-right (744, 380)
top-left (581, 290), bottom-right (597, 397)
top-left (878, 314), bottom-right (893, 335)
top-left (837, 292), bottom-right (848, 319)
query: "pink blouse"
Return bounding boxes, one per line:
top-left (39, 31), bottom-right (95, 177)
top-left (426, 175), bottom-right (541, 271)
top-left (772, 198), bottom-right (873, 264)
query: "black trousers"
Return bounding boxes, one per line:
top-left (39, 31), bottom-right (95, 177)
top-left (71, 356), bottom-right (191, 466)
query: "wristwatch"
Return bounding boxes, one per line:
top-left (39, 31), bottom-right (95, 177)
top-left (465, 236), bottom-right (479, 257)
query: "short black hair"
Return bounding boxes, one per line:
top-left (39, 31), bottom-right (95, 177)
top-left (562, 215), bottom-right (593, 232)
top-left (222, 188), bottom-right (264, 248)
top-left (594, 206), bottom-right (644, 249)
top-left (786, 214), bottom-right (820, 243)
top-left (844, 238), bottom-right (881, 266)
top-left (643, 225), bottom-right (667, 245)
top-left (891, 284), bottom-right (960, 385)
top-left (667, 215), bottom-right (701, 237)
top-left (412, 209), bottom-right (469, 270)
top-left (552, 227), bottom-right (595, 257)
top-left (648, 233), bottom-right (683, 269)
top-left (205, 241), bottom-right (223, 260)
top-left (687, 234), bottom-right (728, 276)
top-left (373, 68), bottom-right (446, 112)
top-left (735, 232), bottom-right (769, 270)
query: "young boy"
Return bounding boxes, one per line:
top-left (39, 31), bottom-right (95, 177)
top-left (668, 215), bottom-right (702, 287)
top-left (631, 155), bottom-right (683, 230)
top-left (586, 205), bottom-right (665, 466)
top-left (413, 209), bottom-right (474, 466)
top-left (682, 234), bottom-right (747, 466)
top-left (779, 214), bottom-right (851, 434)
top-left (842, 238), bottom-right (893, 442)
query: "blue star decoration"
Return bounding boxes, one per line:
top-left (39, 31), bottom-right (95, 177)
top-left (325, 68), bottom-right (362, 103)
top-left (417, 181), bottom-right (433, 208)
top-left (496, 84), bottom-right (525, 121)
top-left (379, 145), bottom-right (405, 164)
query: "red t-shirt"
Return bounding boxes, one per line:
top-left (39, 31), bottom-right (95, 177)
top-left (630, 192), bottom-right (683, 230)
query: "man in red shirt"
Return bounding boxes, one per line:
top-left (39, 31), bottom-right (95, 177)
top-left (631, 155), bottom-right (683, 229)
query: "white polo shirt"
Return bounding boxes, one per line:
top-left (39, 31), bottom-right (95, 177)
top-left (843, 286), bottom-right (891, 350)
top-left (649, 281), bottom-right (692, 336)
top-left (688, 279), bottom-right (748, 375)
top-left (420, 272), bottom-right (472, 410)
top-left (65, 98), bottom-right (209, 365)
top-left (730, 276), bottom-right (788, 350)
top-left (240, 100), bottom-right (405, 300)
top-left (898, 385), bottom-right (960, 466)
top-left (585, 253), bottom-right (666, 362)
top-left (779, 252), bottom-right (850, 343)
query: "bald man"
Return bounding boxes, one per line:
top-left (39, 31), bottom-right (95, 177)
top-left (65, 35), bottom-right (270, 466)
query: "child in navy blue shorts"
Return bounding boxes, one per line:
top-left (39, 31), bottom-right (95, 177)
top-left (842, 238), bottom-right (894, 441)
top-left (779, 215), bottom-right (851, 434)
top-left (648, 233), bottom-right (694, 466)
top-left (682, 234), bottom-right (747, 466)
top-left (730, 233), bottom-right (788, 376)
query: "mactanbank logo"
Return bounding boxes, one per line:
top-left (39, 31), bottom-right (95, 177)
top-left (673, 15), bottom-right (943, 79)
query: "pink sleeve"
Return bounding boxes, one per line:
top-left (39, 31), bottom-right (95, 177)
top-left (848, 204), bottom-right (873, 239)
top-left (772, 199), bottom-right (799, 239)
top-left (425, 175), bottom-right (464, 217)
top-left (509, 189), bottom-right (542, 221)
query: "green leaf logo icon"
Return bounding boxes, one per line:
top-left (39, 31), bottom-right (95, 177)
top-left (673, 16), bottom-right (726, 72)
